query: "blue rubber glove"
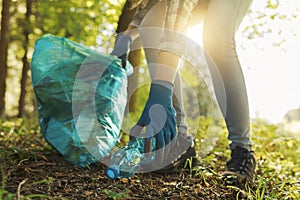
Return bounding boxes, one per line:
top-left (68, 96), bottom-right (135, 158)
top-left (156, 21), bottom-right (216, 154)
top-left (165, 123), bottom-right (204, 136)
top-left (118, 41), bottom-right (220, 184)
top-left (110, 34), bottom-right (132, 68)
top-left (130, 81), bottom-right (177, 162)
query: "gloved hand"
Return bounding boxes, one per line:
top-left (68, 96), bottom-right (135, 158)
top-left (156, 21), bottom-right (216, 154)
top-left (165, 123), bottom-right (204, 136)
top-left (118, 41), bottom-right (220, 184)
top-left (130, 81), bottom-right (177, 162)
top-left (110, 34), bottom-right (132, 68)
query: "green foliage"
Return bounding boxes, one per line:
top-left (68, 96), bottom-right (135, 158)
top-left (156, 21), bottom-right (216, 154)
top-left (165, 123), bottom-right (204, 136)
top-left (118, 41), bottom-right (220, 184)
top-left (188, 118), bottom-right (300, 199)
top-left (283, 107), bottom-right (300, 122)
top-left (0, 166), bottom-right (15, 200)
top-left (243, 0), bottom-right (300, 44)
top-left (102, 188), bottom-right (131, 200)
top-left (248, 119), bottom-right (300, 199)
top-left (4, 0), bottom-right (127, 116)
top-left (0, 117), bottom-right (50, 151)
top-left (31, 0), bottom-right (125, 49)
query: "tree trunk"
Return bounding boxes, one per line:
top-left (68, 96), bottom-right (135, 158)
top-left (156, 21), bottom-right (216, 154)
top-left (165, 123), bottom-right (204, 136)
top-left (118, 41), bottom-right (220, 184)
top-left (117, 1), bottom-right (141, 113)
top-left (18, 0), bottom-right (32, 118)
top-left (0, 0), bottom-right (11, 116)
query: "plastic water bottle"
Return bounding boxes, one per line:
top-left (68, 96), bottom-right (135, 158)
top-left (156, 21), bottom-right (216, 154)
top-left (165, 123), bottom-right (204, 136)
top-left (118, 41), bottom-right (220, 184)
top-left (106, 137), bottom-right (155, 180)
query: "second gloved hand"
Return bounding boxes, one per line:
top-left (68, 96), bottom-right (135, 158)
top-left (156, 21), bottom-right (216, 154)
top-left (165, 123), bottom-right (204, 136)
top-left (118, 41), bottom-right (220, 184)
top-left (130, 81), bottom-right (177, 163)
top-left (110, 34), bottom-right (132, 68)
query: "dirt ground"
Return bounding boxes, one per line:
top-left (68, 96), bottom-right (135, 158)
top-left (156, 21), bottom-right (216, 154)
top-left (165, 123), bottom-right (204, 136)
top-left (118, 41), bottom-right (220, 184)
top-left (0, 118), bottom-right (252, 200)
top-left (1, 146), bottom-right (250, 200)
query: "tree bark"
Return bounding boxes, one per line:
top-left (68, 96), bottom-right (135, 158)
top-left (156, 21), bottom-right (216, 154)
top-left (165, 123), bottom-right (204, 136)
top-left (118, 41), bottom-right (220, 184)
top-left (18, 0), bottom-right (32, 117)
top-left (0, 0), bottom-right (11, 116)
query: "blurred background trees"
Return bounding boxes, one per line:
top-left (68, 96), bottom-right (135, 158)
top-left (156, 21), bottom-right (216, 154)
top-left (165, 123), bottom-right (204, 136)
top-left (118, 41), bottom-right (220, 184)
top-left (0, 0), bottom-right (11, 116)
top-left (0, 0), bottom-right (124, 117)
top-left (0, 0), bottom-right (299, 121)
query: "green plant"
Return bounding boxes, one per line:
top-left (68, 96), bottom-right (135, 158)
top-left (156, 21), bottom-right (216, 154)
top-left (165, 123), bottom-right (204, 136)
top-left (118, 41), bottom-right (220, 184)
top-left (0, 166), bottom-right (15, 200)
top-left (102, 188), bottom-right (131, 200)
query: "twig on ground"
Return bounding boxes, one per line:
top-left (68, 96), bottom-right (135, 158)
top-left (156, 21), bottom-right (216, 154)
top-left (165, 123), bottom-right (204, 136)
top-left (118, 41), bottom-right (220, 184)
top-left (17, 178), bottom-right (28, 200)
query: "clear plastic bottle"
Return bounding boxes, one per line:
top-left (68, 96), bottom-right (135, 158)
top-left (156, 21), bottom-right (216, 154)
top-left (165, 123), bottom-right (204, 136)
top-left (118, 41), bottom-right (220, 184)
top-left (106, 137), bottom-right (155, 180)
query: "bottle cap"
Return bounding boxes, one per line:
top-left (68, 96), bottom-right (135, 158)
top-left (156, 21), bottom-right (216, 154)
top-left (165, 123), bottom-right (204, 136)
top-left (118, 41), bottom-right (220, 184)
top-left (106, 166), bottom-right (120, 180)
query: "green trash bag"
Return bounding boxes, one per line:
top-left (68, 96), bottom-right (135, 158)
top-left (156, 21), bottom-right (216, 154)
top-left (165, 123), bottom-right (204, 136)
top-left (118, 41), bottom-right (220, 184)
top-left (31, 34), bottom-right (133, 167)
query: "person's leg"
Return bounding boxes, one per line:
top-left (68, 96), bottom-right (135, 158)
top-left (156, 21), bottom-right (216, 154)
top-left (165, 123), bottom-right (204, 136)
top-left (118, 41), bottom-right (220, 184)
top-left (138, 1), bottom-right (189, 136)
top-left (129, 0), bottom-right (199, 169)
top-left (172, 73), bottom-right (189, 135)
top-left (203, 0), bottom-right (253, 151)
top-left (203, 0), bottom-right (255, 183)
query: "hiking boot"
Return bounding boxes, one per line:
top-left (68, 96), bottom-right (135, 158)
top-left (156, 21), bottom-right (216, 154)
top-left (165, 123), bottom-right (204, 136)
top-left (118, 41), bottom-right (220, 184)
top-left (153, 133), bottom-right (198, 174)
top-left (222, 146), bottom-right (256, 185)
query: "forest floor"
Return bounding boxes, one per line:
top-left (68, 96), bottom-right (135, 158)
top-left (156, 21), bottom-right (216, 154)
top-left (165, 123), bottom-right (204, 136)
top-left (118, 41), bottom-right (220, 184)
top-left (1, 118), bottom-right (299, 199)
top-left (1, 147), bottom-right (247, 200)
